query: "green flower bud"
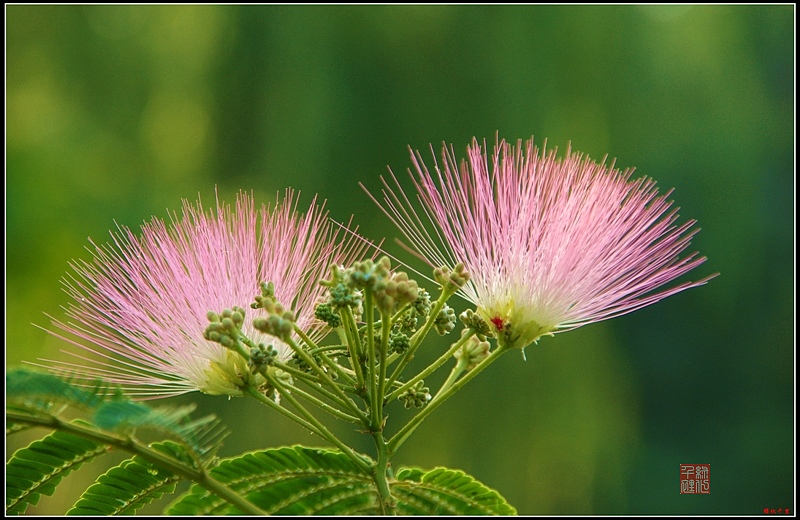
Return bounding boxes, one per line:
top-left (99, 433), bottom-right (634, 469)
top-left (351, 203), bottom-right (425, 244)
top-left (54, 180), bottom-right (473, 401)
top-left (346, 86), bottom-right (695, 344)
top-left (252, 300), bottom-right (295, 342)
top-left (374, 270), bottom-right (419, 314)
top-left (411, 288), bottom-right (432, 317)
top-left (249, 343), bottom-right (278, 373)
top-left (375, 292), bottom-right (396, 315)
top-left (398, 380), bottom-right (431, 409)
top-left (252, 281), bottom-right (277, 310)
top-left (314, 303), bottom-right (342, 327)
top-left (347, 257), bottom-right (391, 291)
top-left (394, 308), bottom-right (418, 334)
top-left (389, 332), bottom-right (411, 355)
top-left (453, 334), bottom-right (491, 371)
top-left (434, 304), bottom-right (457, 335)
top-left (433, 263), bottom-right (471, 292)
top-left (328, 282), bottom-right (363, 313)
top-left (204, 307), bottom-right (248, 349)
top-left (459, 309), bottom-right (492, 339)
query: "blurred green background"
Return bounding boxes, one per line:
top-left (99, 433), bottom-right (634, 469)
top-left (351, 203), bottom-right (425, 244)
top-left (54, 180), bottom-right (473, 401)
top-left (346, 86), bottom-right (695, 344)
top-left (6, 5), bottom-right (794, 515)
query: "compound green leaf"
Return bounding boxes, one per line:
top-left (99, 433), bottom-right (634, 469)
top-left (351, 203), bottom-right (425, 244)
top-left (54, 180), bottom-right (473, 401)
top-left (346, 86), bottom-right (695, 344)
top-left (6, 369), bottom-right (108, 412)
top-left (67, 442), bottom-right (184, 515)
top-left (165, 446), bottom-right (516, 515)
top-left (166, 446), bottom-right (376, 515)
top-left (393, 466), bottom-right (517, 515)
top-left (6, 428), bottom-right (110, 515)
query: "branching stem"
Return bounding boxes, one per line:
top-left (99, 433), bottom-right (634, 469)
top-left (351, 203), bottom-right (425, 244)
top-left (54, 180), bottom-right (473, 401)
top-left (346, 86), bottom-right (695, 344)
top-left (6, 411), bottom-right (266, 515)
top-left (386, 330), bottom-right (476, 403)
top-left (387, 344), bottom-right (508, 454)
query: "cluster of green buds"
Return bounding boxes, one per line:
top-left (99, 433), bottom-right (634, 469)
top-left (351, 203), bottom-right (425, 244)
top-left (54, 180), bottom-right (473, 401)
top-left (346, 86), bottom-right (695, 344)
top-left (389, 332), bottom-right (411, 355)
top-left (393, 288), bottom-right (431, 335)
top-left (434, 305), bottom-right (457, 335)
top-left (347, 257), bottom-right (391, 290)
top-left (248, 343), bottom-right (279, 374)
top-left (316, 257), bottom-right (431, 342)
top-left (411, 288), bottom-right (432, 316)
top-left (345, 257), bottom-right (419, 315)
top-left (320, 265), bottom-right (364, 316)
top-left (314, 303), bottom-right (341, 328)
top-left (398, 380), bottom-right (431, 409)
top-left (252, 281), bottom-right (277, 308)
top-left (459, 309), bottom-right (492, 339)
top-left (252, 297), bottom-right (296, 343)
top-left (204, 307), bottom-right (248, 348)
top-left (393, 308), bottom-right (418, 335)
top-left (453, 332), bottom-right (491, 371)
top-left (433, 262), bottom-right (471, 293)
top-left (375, 270), bottom-right (419, 314)
top-left (202, 306), bottom-right (265, 396)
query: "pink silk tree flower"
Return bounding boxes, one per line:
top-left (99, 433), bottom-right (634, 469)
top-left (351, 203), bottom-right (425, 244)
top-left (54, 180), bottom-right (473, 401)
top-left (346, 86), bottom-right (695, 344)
top-left (367, 137), bottom-right (715, 350)
top-left (41, 190), bottom-right (368, 398)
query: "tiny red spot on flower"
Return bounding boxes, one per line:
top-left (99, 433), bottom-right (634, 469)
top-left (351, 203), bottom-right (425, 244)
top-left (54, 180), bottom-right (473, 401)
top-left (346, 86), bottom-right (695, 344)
top-left (490, 316), bottom-right (504, 331)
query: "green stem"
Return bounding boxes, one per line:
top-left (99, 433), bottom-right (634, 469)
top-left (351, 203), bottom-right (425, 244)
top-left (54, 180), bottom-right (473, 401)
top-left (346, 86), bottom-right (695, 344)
top-left (387, 344), bottom-right (508, 454)
top-left (247, 383), bottom-right (371, 473)
top-left (364, 290), bottom-right (378, 427)
top-left (371, 431), bottom-right (397, 515)
top-left (272, 360), bottom-right (363, 415)
top-left (309, 344), bottom-right (349, 355)
top-left (269, 360), bottom-right (326, 386)
top-left (245, 385), bottom-right (325, 437)
top-left (344, 307), bottom-right (363, 357)
top-left (436, 356), bottom-right (468, 397)
top-left (385, 288), bottom-right (453, 389)
top-left (386, 330), bottom-right (476, 403)
top-left (339, 307), bottom-right (365, 389)
top-left (335, 327), bottom-right (349, 351)
top-left (231, 337), bottom-right (366, 425)
top-left (317, 350), bottom-right (356, 387)
top-left (7, 411), bottom-right (266, 515)
top-left (284, 335), bottom-right (366, 421)
top-left (284, 382), bottom-right (363, 424)
top-left (376, 310), bottom-right (392, 422)
top-left (293, 325), bottom-right (355, 386)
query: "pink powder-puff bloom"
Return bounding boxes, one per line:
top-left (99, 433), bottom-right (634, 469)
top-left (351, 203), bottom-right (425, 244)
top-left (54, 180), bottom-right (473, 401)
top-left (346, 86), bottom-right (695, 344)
top-left (368, 137), bottom-right (715, 349)
top-left (41, 190), bottom-right (368, 398)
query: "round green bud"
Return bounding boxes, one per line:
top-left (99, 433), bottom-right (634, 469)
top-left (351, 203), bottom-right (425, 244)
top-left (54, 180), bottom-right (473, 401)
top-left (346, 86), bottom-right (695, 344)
top-left (389, 332), bottom-right (411, 355)
top-left (434, 305), bottom-right (457, 335)
top-left (459, 309), bottom-right (491, 339)
top-left (411, 288), bottom-right (432, 317)
top-left (399, 380), bottom-right (431, 409)
top-left (314, 303), bottom-right (342, 327)
top-left (453, 335), bottom-right (491, 371)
